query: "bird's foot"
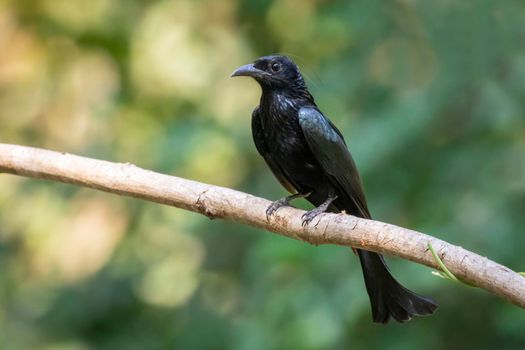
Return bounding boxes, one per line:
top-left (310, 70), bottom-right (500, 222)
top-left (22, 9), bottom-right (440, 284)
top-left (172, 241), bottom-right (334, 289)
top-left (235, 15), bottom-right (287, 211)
top-left (266, 192), bottom-right (312, 220)
top-left (301, 207), bottom-right (325, 226)
top-left (266, 198), bottom-right (290, 219)
top-left (301, 194), bottom-right (338, 227)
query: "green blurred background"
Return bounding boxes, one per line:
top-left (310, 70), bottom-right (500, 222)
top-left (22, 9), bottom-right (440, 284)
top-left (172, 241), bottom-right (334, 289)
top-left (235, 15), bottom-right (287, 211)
top-left (1, 0), bottom-right (525, 349)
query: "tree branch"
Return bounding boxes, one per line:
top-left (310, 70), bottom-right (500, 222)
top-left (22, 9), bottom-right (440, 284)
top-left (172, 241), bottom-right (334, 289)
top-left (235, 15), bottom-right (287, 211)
top-left (1, 143), bottom-right (524, 308)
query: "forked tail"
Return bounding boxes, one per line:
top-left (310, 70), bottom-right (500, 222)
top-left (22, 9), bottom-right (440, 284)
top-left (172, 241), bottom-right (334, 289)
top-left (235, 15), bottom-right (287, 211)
top-left (357, 249), bottom-right (438, 323)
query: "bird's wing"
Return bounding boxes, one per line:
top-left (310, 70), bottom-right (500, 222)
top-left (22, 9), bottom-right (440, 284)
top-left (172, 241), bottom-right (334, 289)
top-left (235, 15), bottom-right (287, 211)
top-left (298, 106), bottom-right (371, 218)
top-left (252, 107), bottom-right (296, 193)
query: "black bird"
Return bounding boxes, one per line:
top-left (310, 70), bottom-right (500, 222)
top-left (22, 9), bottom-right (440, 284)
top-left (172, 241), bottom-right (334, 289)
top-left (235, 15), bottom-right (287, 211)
top-left (231, 55), bottom-right (437, 323)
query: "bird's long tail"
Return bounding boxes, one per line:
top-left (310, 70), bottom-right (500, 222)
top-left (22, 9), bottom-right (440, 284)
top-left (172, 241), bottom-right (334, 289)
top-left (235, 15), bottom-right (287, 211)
top-left (357, 249), bottom-right (437, 323)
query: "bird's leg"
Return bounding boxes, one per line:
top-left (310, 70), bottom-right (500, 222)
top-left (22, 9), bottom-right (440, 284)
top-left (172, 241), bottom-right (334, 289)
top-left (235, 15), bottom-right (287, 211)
top-left (266, 192), bottom-right (311, 219)
top-left (301, 193), bottom-right (338, 227)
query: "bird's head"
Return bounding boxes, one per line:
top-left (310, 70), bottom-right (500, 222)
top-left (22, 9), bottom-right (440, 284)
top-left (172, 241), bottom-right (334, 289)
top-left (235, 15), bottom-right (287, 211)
top-left (231, 55), bottom-right (307, 93)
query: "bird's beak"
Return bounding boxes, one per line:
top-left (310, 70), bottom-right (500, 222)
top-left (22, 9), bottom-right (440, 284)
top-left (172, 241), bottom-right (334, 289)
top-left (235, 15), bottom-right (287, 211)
top-left (230, 63), bottom-right (264, 78)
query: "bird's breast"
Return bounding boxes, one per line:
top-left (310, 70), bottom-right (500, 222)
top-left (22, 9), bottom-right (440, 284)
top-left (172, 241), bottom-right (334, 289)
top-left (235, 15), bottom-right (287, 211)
top-left (260, 103), bottom-right (325, 189)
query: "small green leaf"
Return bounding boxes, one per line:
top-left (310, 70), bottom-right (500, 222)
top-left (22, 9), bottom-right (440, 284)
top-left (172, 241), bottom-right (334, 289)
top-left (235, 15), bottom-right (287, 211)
top-left (431, 271), bottom-right (453, 280)
top-left (427, 243), bottom-right (459, 282)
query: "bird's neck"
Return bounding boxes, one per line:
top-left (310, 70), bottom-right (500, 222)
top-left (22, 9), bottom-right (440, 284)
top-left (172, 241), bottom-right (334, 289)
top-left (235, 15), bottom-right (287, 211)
top-left (260, 91), bottom-right (296, 116)
top-left (259, 88), bottom-right (315, 129)
top-left (260, 86), bottom-right (314, 107)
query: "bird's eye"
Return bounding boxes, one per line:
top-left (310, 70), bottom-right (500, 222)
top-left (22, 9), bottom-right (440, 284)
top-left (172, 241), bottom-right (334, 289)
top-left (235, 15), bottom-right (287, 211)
top-left (271, 63), bottom-right (281, 72)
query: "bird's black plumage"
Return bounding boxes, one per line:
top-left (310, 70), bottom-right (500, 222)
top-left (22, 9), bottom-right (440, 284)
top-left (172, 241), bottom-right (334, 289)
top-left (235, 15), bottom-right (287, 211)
top-left (232, 55), bottom-right (437, 323)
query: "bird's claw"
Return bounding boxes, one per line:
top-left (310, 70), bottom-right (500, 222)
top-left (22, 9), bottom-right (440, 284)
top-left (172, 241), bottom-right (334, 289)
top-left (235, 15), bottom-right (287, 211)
top-left (301, 209), bottom-right (321, 227)
top-left (301, 194), bottom-right (336, 226)
top-left (266, 198), bottom-right (288, 220)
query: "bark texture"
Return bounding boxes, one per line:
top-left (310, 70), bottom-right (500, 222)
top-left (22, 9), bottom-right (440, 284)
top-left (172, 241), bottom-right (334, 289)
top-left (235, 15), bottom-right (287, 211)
top-left (1, 143), bottom-right (524, 308)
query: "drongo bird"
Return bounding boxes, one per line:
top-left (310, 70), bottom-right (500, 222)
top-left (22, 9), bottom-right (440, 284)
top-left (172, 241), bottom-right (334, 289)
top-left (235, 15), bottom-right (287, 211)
top-left (231, 55), bottom-right (437, 323)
